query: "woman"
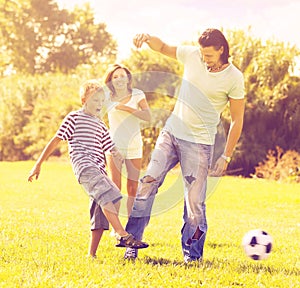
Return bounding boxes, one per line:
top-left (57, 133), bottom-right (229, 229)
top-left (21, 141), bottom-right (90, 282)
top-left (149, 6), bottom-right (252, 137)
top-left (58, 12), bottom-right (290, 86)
top-left (104, 64), bottom-right (151, 217)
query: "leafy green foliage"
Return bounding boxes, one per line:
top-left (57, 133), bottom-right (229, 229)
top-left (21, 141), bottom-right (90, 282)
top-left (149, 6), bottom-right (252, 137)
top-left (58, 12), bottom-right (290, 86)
top-left (254, 146), bottom-right (300, 183)
top-left (234, 76), bottom-right (300, 176)
top-left (123, 49), bottom-right (183, 101)
top-left (0, 73), bottom-right (81, 160)
top-left (0, 0), bottom-right (117, 74)
top-left (220, 29), bottom-right (300, 176)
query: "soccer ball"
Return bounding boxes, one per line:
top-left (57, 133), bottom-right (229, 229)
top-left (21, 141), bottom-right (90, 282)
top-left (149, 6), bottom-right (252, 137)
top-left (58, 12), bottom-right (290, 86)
top-left (242, 229), bottom-right (273, 260)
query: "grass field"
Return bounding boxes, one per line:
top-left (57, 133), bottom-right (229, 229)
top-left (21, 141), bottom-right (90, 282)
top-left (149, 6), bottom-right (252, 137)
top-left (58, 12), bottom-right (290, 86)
top-left (0, 161), bottom-right (299, 288)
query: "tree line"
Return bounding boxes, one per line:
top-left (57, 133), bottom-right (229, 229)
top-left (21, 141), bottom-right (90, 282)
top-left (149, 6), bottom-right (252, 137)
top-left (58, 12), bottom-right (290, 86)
top-left (0, 0), bottom-right (117, 75)
top-left (1, 0), bottom-right (300, 181)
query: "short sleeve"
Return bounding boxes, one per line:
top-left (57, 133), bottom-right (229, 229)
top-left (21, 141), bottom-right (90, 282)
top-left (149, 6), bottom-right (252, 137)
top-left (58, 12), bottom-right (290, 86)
top-left (228, 71), bottom-right (245, 100)
top-left (176, 45), bottom-right (198, 63)
top-left (132, 89), bottom-right (146, 103)
top-left (56, 113), bottom-right (76, 141)
top-left (100, 122), bottom-right (115, 153)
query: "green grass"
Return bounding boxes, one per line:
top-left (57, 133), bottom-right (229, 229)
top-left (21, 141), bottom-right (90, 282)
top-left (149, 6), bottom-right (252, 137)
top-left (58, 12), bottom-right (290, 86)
top-left (0, 161), bottom-right (299, 288)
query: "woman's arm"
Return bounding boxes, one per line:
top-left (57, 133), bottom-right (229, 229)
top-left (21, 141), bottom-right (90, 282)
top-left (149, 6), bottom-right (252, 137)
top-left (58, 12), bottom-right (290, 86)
top-left (116, 98), bottom-right (151, 121)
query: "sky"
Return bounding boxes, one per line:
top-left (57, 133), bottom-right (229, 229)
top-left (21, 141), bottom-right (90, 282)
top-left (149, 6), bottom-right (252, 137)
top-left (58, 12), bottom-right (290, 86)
top-left (57, 0), bottom-right (300, 61)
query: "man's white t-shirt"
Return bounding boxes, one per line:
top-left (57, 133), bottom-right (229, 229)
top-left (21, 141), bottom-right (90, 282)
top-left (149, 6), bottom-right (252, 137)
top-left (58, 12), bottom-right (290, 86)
top-left (105, 88), bottom-right (146, 151)
top-left (164, 45), bottom-right (245, 145)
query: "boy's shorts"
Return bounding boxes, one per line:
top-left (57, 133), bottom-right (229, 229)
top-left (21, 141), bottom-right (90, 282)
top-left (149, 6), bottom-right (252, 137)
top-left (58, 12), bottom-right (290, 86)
top-left (79, 167), bottom-right (123, 230)
top-left (89, 199), bottom-right (109, 231)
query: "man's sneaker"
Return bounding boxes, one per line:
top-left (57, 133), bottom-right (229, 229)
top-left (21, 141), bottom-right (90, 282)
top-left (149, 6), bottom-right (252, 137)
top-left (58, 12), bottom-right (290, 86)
top-left (184, 255), bottom-right (202, 264)
top-left (124, 248), bottom-right (138, 260)
top-left (115, 233), bottom-right (148, 249)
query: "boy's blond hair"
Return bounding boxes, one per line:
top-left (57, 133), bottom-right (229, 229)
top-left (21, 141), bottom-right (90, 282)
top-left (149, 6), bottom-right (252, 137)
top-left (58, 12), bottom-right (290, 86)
top-left (80, 79), bottom-right (103, 105)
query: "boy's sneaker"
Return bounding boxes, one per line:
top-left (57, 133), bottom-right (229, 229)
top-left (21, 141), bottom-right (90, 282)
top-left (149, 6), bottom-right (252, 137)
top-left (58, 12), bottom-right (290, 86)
top-left (124, 248), bottom-right (138, 260)
top-left (115, 233), bottom-right (148, 249)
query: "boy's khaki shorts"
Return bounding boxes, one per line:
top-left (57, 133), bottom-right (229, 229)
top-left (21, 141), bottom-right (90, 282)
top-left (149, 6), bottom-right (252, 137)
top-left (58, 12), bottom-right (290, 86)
top-left (79, 167), bottom-right (122, 230)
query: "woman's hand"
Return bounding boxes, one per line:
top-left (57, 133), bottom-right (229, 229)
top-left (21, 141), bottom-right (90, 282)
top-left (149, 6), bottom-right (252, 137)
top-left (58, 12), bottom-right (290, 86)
top-left (111, 148), bottom-right (124, 164)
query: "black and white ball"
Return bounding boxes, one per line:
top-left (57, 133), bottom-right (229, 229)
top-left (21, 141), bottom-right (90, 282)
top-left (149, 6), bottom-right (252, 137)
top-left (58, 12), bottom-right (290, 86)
top-left (242, 229), bottom-right (273, 260)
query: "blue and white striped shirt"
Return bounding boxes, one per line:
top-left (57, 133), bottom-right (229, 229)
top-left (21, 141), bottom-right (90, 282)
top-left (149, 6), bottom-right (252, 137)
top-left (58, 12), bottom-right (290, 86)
top-left (56, 109), bottom-right (114, 181)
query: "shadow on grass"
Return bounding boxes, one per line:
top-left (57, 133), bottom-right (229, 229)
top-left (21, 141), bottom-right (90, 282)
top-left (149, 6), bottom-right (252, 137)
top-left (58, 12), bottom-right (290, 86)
top-left (142, 256), bottom-right (210, 269)
top-left (238, 262), bottom-right (300, 276)
top-left (207, 241), bottom-right (232, 249)
top-left (142, 256), bottom-right (181, 266)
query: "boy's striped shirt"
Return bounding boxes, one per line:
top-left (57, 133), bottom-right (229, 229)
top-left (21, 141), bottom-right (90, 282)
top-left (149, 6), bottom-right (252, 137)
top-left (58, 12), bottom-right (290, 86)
top-left (56, 109), bottom-right (114, 181)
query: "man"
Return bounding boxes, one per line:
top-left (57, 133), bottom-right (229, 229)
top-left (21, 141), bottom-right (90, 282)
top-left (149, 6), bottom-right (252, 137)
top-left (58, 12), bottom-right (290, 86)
top-left (125, 28), bottom-right (245, 262)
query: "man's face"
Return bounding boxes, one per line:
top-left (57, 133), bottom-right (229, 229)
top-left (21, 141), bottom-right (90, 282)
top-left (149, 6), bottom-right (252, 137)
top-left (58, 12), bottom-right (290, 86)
top-left (200, 46), bottom-right (224, 68)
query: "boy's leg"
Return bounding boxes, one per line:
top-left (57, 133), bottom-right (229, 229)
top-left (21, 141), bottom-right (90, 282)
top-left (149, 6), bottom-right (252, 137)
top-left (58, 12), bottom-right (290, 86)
top-left (89, 199), bottom-right (109, 257)
top-left (102, 201), bottom-right (128, 237)
top-left (89, 229), bottom-right (104, 257)
top-left (81, 170), bottom-right (148, 249)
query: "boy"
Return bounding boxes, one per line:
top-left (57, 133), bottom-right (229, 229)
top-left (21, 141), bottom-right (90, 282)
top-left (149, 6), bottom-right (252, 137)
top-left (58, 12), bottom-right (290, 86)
top-left (28, 79), bottom-right (148, 258)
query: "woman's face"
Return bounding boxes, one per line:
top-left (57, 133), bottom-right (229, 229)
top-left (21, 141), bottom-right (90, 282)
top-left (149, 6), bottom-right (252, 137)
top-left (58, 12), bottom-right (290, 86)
top-left (111, 68), bottom-right (129, 90)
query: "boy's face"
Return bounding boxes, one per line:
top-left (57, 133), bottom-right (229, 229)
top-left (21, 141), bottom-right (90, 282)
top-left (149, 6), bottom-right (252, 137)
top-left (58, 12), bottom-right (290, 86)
top-left (84, 91), bottom-right (105, 116)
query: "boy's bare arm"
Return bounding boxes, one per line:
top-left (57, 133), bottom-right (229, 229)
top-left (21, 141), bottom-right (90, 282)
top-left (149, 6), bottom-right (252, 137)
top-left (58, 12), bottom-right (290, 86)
top-left (28, 136), bottom-right (62, 182)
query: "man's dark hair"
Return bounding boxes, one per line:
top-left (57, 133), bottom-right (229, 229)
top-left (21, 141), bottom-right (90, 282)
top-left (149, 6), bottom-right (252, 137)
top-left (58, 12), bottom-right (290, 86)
top-left (198, 28), bottom-right (230, 63)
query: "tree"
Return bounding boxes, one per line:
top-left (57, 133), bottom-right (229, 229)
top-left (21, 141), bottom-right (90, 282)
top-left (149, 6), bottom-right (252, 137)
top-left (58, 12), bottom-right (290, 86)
top-left (45, 3), bottom-right (117, 73)
top-left (0, 73), bottom-right (81, 160)
top-left (224, 28), bottom-right (300, 176)
top-left (0, 0), bottom-right (117, 74)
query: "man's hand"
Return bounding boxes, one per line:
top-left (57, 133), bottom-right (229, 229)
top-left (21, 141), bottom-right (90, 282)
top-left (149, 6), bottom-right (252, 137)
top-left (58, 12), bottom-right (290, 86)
top-left (133, 33), bottom-right (150, 48)
top-left (209, 157), bottom-right (229, 177)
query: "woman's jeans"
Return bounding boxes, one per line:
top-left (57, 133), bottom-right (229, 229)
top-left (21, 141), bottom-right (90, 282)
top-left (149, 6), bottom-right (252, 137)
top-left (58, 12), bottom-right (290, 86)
top-left (125, 130), bottom-right (213, 260)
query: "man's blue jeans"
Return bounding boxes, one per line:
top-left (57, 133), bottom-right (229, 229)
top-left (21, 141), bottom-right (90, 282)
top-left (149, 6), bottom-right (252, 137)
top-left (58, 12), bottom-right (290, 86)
top-left (125, 130), bottom-right (213, 260)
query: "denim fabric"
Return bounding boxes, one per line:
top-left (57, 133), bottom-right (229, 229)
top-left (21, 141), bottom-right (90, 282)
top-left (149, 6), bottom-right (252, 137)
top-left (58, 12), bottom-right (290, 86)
top-left (125, 130), bottom-right (213, 260)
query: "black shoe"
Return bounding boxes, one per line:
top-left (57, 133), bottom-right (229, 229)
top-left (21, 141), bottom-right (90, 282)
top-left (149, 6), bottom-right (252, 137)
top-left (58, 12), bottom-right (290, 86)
top-left (116, 234), bottom-right (148, 249)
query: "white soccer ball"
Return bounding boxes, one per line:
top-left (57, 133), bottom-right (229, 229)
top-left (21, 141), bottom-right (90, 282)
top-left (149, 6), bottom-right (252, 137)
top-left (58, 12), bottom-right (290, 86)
top-left (242, 229), bottom-right (273, 260)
